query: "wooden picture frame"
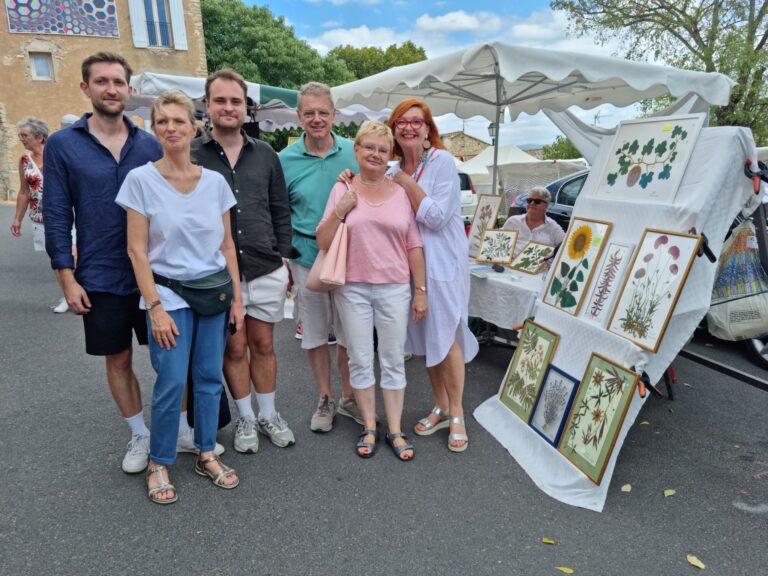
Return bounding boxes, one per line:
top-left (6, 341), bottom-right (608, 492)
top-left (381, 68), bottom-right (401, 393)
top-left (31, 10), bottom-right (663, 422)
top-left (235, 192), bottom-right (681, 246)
top-left (581, 242), bottom-right (634, 327)
top-left (468, 194), bottom-right (502, 258)
top-left (510, 241), bottom-right (555, 275)
top-left (499, 320), bottom-right (559, 422)
top-left (558, 353), bottom-right (639, 485)
top-left (543, 217), bottom-right (612, 316)
top-left (607, 229), bottom-right (701, 352)
top-left (476, 229), bottom-right (518, 264)
top-left (529, 365), bottom-right (580, 447)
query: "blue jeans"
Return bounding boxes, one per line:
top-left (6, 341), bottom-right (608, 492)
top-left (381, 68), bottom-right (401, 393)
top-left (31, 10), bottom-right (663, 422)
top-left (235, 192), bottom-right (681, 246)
top-left (147, 308), bottom-right (227, 465)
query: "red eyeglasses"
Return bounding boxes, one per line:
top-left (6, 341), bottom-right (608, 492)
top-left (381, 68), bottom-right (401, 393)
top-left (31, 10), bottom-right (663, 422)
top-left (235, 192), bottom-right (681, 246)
top-left (394, 118), bottom-right (425, 130)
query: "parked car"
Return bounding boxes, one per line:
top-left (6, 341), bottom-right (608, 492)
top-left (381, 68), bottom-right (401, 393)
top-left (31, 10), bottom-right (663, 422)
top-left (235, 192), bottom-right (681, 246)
top-left (544, 169), bottom-right (590, 231)
top-left (458, 170), bottom-right (477, 223)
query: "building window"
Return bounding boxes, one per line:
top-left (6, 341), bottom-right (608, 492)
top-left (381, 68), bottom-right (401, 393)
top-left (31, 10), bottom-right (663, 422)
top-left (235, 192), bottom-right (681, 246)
top-left (30, 53), bottom-right (54, 81)
top-left (144, 0), bottom-right (173, 47)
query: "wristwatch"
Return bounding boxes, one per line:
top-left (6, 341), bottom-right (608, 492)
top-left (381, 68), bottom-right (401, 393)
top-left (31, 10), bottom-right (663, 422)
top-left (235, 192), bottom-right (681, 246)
top-left (415, 286), bottom-right (427, 294)
top-left (146, 299), bottom-right (162, 311)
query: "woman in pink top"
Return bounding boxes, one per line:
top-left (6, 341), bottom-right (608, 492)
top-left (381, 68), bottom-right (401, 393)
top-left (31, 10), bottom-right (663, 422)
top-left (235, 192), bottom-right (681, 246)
top-left (317, 121), bottom-right (427, 461)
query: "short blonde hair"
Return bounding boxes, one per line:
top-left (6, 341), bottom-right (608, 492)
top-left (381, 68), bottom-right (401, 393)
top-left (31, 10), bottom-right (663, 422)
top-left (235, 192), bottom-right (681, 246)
top-left (151, 90), bottom-right (196, 127)
top-left (354, 121), bottom-right (394, 153)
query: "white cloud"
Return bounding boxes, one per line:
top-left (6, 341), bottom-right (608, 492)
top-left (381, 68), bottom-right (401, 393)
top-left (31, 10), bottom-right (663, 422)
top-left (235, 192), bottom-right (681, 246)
top-left (305, 0), bottom-right (381, 5)
top-left (308, 25), bottom-right (401, 55)
top-left (415, 11), bottom-right (502, 34)
top-left (321, 21), bottom-right (342, 28)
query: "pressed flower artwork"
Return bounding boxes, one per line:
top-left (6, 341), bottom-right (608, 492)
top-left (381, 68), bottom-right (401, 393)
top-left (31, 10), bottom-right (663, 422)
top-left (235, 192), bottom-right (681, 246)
top-left (468, 195), bottom-right (502, 258)
top-left (476, 229), bottom-right (518, 264)
top-left (608, 229), bottom-right (701, 352)
top-left (594, 114), bottom-right (705, 204)
top-left (499, 320), bottom-right (559, 422)
top-left (582, 242), bottom-right (634, 327)
top-left (558, 354), bottom-right (638, 484)
top-left (529, 365), bottom-right (580, 447)
top-left (511, 241), bottom-right (555, 275)
top-left (543, 217), bottom-right (612, 316)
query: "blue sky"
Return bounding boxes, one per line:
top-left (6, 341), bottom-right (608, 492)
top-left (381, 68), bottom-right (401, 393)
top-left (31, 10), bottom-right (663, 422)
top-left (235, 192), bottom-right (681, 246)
top-left (245, 1), bottom-right (639, 148)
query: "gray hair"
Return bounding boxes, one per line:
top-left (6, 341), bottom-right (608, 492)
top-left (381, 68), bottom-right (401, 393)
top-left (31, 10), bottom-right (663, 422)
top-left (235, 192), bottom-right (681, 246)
top-left (528, 185), bottom-right (552, 203)
top-left (298, 81), bottom-right (334, 110)
top-left (16, 117), bottom-right (49, 142)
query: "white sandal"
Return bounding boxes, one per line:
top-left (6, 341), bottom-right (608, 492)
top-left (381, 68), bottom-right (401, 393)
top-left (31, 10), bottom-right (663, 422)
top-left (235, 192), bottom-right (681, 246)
top-left (146, 464), bottom-right (178, 504)
top-left (414, 406), bottom-right (450, 436)
top-left (448, 416), bottom-right (469, 453)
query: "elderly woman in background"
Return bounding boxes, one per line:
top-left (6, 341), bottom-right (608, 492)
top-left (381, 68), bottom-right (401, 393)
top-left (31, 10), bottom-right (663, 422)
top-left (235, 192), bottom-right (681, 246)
top-left (10, 117), bottom-right (70, 313)
top-left (116, 90), bottom-right (244, 504)
top-left (319, 121), bottom-right (426, 461)
top-left (502, 185), bottom-right (565, 258)
top-left (387, 99), bottom-right (479, 453)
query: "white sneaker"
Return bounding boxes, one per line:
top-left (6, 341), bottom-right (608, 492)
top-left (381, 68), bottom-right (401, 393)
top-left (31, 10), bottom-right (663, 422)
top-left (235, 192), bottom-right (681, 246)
top-left (257, 412), bottom-right (296, 447)
top-left (176, 428), bottom-right (225, 456)
top-left (234, 416), bottom-right (259, 453)
top-left (122, 433), bottom-right (150, 474)
top-left (53, 298), bottom-right (69, 314)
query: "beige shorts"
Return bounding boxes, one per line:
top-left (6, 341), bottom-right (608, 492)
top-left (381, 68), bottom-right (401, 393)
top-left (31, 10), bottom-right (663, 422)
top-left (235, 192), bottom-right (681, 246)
top-left (32, 223), bottom-right (45, 252)
top-left (242, 265), bottom-right (289, 323)
top-left (289, 262), bottom-right (346, 349)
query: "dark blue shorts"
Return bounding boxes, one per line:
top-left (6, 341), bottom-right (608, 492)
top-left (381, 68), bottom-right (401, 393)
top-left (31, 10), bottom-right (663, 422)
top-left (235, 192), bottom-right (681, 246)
top-left (82, 292), bottom-right (148, 356)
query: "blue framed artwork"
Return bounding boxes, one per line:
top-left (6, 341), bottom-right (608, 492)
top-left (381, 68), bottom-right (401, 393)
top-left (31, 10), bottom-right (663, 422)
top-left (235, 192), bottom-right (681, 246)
top-left (6, 1), bottom-right (119, 38)
top-left (529, 365), bottom-right (579, 447)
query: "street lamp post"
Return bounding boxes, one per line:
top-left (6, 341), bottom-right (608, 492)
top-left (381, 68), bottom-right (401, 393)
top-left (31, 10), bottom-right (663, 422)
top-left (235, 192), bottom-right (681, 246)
top-left (488, 121), bottom-right (500, 196)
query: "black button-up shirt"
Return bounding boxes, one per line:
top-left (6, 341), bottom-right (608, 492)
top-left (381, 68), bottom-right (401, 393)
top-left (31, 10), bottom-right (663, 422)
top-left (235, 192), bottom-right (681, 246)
top-left (191, 130), bottom-right (298, 281)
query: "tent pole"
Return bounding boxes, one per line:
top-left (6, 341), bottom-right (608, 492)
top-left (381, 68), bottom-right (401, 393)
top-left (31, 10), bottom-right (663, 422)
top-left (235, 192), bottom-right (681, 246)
top-left (491, 104), bottom-right (502, 197)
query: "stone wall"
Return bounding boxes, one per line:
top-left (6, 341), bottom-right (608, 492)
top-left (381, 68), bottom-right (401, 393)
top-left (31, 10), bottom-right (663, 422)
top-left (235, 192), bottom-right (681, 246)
top-left (441, 132), bottom-right (489, 161)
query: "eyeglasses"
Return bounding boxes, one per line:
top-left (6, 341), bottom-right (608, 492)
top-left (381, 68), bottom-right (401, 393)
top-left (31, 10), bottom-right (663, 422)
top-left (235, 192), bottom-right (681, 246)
top-left (526, 198), bottom-right (547, 205)
top-left (394, 118), bottom-right (425, 130)
top-left (361, 144), bottom-right (390, 156)
top-left (300, 109), bottom-right (333, 120)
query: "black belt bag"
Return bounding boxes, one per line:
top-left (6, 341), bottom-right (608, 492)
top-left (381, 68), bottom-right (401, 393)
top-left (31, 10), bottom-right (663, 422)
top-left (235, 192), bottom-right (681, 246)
top-left (153, 269), bottom-right (233, 316)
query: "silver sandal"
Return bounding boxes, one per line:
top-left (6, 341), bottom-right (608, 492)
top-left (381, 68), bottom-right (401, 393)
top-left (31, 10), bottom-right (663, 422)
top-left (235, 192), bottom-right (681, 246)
top-left (147, 464), bottom-right (178, 504)
top-left (414, 406), bottom-right (450, 436)
top-left (448, 416), bottom-right (469, 453)
top-left (194, 455), bottom-right (240, 490)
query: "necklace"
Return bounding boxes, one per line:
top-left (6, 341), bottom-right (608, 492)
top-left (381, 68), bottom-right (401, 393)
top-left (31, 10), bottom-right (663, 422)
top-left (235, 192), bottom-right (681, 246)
top-left (410, 147), bottom-right (434, 182)
top-left (358, 175), bottom-right (386, 186)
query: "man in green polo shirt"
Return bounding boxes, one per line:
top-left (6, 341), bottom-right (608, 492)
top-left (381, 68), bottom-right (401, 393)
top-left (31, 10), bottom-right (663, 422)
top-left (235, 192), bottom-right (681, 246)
top-left (279, 82), bottom-right (361, 433)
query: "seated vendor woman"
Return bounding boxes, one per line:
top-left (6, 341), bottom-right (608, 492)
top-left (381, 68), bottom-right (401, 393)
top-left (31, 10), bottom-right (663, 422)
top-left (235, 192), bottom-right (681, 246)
top-left (502, 186), bottom-right (565, 258)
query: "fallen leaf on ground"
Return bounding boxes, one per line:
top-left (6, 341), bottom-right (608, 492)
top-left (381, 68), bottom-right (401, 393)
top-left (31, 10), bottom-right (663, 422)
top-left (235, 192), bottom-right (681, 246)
top-left (555, 567), bottom-right (574, 574)
top-left (621, 484), bottom-right (632, 493)
top-left (640, 420), bottom-right (650, 425)
top-left (542, 538), bottom-right (556, 545)
top-left (664, 489), bottom-right (676, 497)
top-left (683, 382), bottom-right (692, 388)
top-left (686, 555), bottom-right (706, 569)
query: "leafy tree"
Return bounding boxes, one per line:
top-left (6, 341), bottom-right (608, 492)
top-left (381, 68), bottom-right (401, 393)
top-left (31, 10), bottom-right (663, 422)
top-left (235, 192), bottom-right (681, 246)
top-left (328, 41), bottom-right (427, 79)
top-left (542, 135), bottom-right (583, 159)
top-left (551, 0), bottom-right (768, 144)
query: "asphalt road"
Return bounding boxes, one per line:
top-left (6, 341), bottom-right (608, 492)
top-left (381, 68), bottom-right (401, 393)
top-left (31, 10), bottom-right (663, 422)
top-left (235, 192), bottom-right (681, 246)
top-left (1, 202), bottom-right (767, 576)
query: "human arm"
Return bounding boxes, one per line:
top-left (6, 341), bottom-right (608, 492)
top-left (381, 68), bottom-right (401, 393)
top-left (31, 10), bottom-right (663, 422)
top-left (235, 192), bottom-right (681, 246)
top-left (42, 136), bottom-right (76, 270)
top-left (221, 211), bottom-right (245, 333)
top-left (408, 247), bottom-right (428, 322)
top-left (268, 150), bottom-right (298, 260)
top-left (316, 183), bottom-right (356, 250)
top-left (11, 157), bottom-right (30, 236)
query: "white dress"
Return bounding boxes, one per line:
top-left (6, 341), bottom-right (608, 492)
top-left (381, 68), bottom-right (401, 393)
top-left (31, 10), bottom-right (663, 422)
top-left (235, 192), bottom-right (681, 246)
top-left (389, 149), bottom-right (479, 367)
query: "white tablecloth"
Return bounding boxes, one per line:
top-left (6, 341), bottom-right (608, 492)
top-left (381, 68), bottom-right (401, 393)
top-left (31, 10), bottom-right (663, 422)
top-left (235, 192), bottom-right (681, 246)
top-left (475, 126), bottom-right (759, 512)
top-left (468, 261), bottom-right (547, 329)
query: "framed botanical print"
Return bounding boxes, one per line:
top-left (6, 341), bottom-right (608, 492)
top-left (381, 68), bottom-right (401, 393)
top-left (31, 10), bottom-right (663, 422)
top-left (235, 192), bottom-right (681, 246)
top-left (608, 229), bottom-right (701, 352)
top-left (593, 114), bottom-right (706, 204)
top-left (468, 194), bottom-right (502, 258)
top-left (558, 354), bottom-right (639, 485)
top-left (543, 217), bottom-right (612, 316)
top-left (529, 365), bottom-right (580, 447)
top-left (499, 320), bottom-right (559, 422)
top-left (582, 242), bottom-right (634, 327)
top-left (510, 241), bottom-right (555, 275)
top-left (476, 229), bottom-right (518, 264)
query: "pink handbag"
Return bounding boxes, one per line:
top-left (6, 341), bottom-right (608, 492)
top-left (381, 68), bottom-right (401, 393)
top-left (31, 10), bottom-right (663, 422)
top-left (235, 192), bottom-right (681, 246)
top-left (306, 217), bottom-right (348, 292)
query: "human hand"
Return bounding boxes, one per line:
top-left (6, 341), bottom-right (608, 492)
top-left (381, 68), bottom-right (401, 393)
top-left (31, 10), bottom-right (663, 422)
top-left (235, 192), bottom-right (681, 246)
top-left (412, 293), bottom-right (428, 322)
top-left (335, 188), bottom-right (357, 219)
top-left (63, 280), bottom-right (92, 314)
top-left (337, 169), bottom-right (356, 187)
top-left (150, 308), bottom-right (179, 350)
top-left (10, 219), bottom-right (22, 237)
top-left (392, 171), bottom-right (413, 188)
top-left (229, 300), bottom-right (245, 333)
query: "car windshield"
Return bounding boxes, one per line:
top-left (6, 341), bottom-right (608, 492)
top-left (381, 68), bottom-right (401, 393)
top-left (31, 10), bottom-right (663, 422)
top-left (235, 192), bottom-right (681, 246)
top-left (458, 173), bottom-right (471, 190)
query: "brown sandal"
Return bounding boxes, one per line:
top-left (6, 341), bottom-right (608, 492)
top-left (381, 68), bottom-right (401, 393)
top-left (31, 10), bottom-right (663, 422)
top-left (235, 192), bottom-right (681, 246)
top-left (146, 464), bottom-right (178, 504)
top-left (194, 455), bottom-right (239, 490)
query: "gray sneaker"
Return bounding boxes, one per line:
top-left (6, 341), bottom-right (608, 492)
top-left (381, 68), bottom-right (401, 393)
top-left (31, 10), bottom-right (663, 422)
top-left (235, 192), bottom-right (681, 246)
top-left (310, 395), bottom-right (336, 433)
top-left (338, 396), bottom-right (366, 426)
top-left (257, 412), bottom-right (296, 447)
top-left (234, 416), bottom-right (259, 453)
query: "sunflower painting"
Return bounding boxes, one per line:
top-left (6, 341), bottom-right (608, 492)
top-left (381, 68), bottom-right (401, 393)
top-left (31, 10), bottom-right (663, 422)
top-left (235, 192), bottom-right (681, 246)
top-left (558, 354), bottom-right (638, 484)
top-left (543, 217), bottom-right (612, 316)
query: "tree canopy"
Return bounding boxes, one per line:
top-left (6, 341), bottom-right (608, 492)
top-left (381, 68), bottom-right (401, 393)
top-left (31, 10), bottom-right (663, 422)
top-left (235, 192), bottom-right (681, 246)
top-left (551, 0), bottom-right (768, 144)
top-left (542, 136), bottom-right (583, 160)
top-left (327, 42), bottom-right (427, 79)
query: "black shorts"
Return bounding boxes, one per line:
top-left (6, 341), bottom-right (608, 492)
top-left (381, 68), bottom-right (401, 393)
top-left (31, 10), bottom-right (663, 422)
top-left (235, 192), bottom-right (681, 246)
top-left (82, 292), bottom-right (148, 356)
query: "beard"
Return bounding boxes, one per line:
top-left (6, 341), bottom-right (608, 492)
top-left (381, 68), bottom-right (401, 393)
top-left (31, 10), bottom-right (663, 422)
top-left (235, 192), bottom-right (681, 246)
top-left (92, 98), bottom-right (126, 118)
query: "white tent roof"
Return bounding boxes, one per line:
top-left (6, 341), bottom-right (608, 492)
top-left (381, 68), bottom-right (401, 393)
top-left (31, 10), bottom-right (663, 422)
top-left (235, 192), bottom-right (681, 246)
top-left (458, 145), bottom-right (539, 178)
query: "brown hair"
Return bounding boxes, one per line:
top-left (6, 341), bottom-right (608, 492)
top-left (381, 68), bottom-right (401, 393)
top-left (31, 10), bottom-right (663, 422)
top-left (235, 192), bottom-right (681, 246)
top-left (205, 68), bottom-right (248, 101)
top-left (387, 98), bottom-right (445, 159)
top-left (81, 52), bottom-right (132, 84)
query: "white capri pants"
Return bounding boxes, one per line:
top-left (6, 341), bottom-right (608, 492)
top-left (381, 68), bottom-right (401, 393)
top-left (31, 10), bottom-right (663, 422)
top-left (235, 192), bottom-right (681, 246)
top-left (289, 262), bottom-right (346, 349)
top-left (334, 282), bottom-right (411, 390)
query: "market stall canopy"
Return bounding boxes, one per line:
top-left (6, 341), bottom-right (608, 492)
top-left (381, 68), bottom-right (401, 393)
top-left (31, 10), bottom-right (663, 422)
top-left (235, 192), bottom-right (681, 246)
top-left (127, 72), bottom-right (387, 132)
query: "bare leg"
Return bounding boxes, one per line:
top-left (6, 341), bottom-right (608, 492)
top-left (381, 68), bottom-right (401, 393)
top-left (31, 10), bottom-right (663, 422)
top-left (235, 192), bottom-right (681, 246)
top-left (307, 344), bottom-right (333, 397)
top-left (437, 342), bottom-right (467, 449)
top-left (337, 345), bottom-right (352, 398)
top-left (382, 388), bottom-right (413, 459)
top-left (415, 364), bottom-right (450, 433)
top-left (353, 385), bottom-right (377, 456)
top-left (223, 324), bottom-right (251, 401)
top-left (246, 317), bottom-right (276, 394)
top-left (105, 347), bottom-right (142, 417)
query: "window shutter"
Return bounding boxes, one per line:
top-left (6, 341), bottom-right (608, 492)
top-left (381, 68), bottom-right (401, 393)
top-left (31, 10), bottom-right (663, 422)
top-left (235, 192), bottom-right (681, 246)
top-left (169, 0), bottom-right (188, 51)
top-left (127, 0), bottom-right (149, 48)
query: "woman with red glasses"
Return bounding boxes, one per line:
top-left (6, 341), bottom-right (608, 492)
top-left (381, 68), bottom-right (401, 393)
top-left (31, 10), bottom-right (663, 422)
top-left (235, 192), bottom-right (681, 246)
top-left (386, 99), bottom-right (479, 453)
top-left (502, 185), bottom-right (565, 258)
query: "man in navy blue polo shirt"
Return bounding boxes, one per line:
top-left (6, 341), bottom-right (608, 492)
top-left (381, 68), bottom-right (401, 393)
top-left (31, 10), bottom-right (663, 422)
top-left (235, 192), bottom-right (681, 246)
top-left (43, 52), bottom-right (162, 474)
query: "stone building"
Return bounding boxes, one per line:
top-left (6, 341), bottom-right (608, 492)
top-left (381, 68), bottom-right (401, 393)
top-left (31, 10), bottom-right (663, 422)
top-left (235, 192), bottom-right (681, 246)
top-left (441, 131), bottom-right (489, 162)
top-left (0, 0), bottom-right (208, 200)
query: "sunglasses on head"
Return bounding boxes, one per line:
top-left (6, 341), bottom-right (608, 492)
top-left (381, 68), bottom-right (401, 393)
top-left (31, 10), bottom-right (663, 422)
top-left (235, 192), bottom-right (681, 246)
top-left (526, 198), bottom-right (546, 205)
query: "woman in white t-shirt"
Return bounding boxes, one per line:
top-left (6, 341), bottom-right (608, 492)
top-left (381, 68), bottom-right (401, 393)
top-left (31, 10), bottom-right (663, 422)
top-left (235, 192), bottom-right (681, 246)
top-left (318, 121), bottom-right (427, 461)
top-left (116, 90), bottom-right (244, 504)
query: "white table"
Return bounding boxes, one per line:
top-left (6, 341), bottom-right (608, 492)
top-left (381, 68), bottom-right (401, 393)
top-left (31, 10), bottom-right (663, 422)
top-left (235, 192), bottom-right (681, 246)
top-left (468, 260), bottom-right (547, 330)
